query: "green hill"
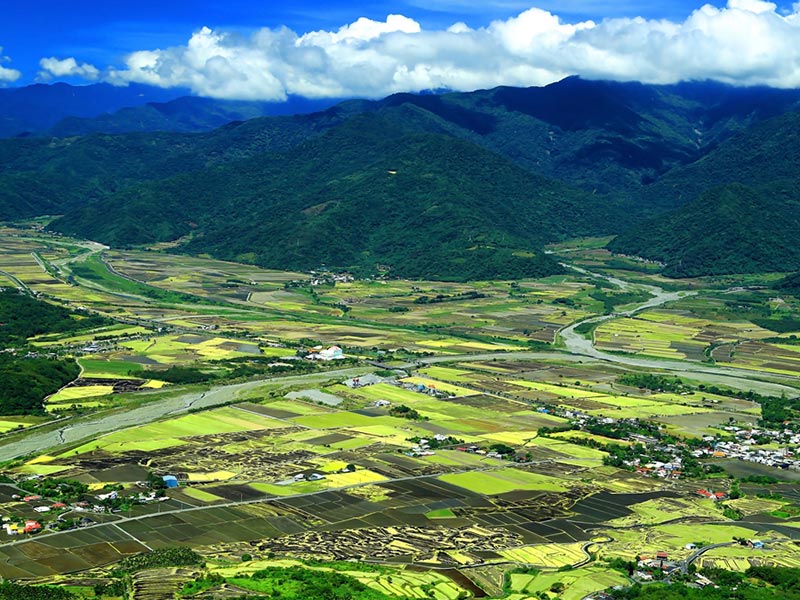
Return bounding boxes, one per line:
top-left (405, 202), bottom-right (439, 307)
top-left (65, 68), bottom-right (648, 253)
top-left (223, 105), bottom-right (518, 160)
top-left (609, 110), bottom-right (800, 276)
top-left (608, 183), bottom-right (800, 277)
top-left (777, 272), bottom-right (800, 297)
top-left (53, 114), bottom-right (620, 280)
top-left (3, 78), bottom-right (800, 279)
top-left (620, 110), bottom-right (800, 216)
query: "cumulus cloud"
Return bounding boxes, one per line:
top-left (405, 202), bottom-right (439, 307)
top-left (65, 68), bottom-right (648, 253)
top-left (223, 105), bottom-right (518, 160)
top-left (39, 57), bottom-right (99, 80)
top-left (0, 48), bottom-right (21, 84)
top-left (99, 1), bottom-right (800, 100)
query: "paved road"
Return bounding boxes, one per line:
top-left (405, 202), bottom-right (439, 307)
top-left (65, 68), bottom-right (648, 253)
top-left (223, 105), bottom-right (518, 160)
top-left (679, 541), bottom-right (735, 574)
top-left (0, 270), bottom-right (29, 290)
top-left (0, 367), bottom-right (371, 462)
top-left (676, 538), bottom-right (788, 576)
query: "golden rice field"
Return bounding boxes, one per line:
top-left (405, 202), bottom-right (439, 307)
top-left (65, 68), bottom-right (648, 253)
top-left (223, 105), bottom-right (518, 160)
top-left (500, 542), bottom-right (589, 568)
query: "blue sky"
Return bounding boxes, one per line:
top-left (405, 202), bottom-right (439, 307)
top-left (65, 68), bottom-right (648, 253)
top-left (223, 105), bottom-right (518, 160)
top-left (2, 1), bottom-right (800, 97)
top-left (0, 1), bottom-right (711, 82)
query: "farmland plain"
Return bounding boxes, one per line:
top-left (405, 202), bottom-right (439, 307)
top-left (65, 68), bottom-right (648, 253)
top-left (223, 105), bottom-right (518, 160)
top-left (0, 226), bottom-right (798, 599)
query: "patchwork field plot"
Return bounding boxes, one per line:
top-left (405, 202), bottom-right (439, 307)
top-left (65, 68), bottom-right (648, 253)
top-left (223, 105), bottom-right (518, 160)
top-left (594, 308), bottom-right (778, 361)
top-left (699, 541), bottom-right (800, 570)
top-left (507, 565), bottom-right (628, 600)
top-left (439, 469), bottom-right (568, 494)
top-left (499, 541), bottom-right (588, 567)
top-left (714, 339), bottom-right (800, 376)
top-left (1, 226), bottom-right (799, 599)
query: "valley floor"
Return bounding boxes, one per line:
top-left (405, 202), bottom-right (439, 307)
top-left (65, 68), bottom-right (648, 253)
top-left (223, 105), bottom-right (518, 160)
top-left (0, 227), bottom-right (798, 600)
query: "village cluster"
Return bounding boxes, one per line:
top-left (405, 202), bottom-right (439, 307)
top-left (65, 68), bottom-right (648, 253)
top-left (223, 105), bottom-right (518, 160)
top-left (692, 425), bottom-right (800, 470)
top-left (1, 476), bottom-right (175, 537)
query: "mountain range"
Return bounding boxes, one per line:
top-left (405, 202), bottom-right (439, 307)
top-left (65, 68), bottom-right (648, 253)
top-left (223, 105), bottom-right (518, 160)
top-left (0, 82), bottom-right (343, 138)
top-left (2, 77), bottom-right (800, 280)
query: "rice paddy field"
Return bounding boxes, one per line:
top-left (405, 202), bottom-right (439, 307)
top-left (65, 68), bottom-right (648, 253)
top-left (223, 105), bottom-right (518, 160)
top-left (2, 227), bottom-right (800, 599)
top-left (506, 565), bottom-right (629, 600)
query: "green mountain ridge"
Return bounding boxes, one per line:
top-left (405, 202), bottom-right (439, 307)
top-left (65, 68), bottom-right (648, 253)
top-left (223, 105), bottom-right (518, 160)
top-left (2, 78), bottom-right (800, 279)
top-left (608, 183), bottom-right (800, 277)
top-left (609, 111), bottom-right (800, 275)
top-left (53, 114), bottom-right (617, 280)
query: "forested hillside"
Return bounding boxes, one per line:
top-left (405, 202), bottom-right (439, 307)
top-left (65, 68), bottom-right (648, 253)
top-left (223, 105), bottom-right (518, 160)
top-left (53, 115), bottom-right (617, 279)
top-left (608, 184), bottom-right (800, 277)
top-left (2, 78), bottom-right (800, 279)
top-left (609, 111), bottom-right (800, 275)
top-left (0, 289), bottom-right (110, 346)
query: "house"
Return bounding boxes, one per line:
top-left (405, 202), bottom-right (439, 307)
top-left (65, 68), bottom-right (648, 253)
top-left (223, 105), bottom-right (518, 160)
top-left (24, 520), bottom-right (41, 533)
top-left (308, 346), bottom-right (345, 361)
top-left (22, 495), bottom-right (42, 502)
top-left (307, 473), bottom-right (326, 481)
top-left (656, 551), bottom-right (668, 560)
top-left (696, 489), bottom-right (722, 500)
top-left (162, 475), bottom-right (179, 489)
top-left (695, 575), bottom-right (714, 588)
top-left (51, 502), bottom-right (67, 509)
top-left (33, 506), bottom-right (50, 513)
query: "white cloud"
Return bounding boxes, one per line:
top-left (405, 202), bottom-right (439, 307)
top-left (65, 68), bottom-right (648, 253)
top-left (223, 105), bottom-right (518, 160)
top-left (39, 57), bottom-right (99, 80)
top-left (0, 48), bottom-right (21, 84)
top-left (99, 2), bottom-right (800, 100)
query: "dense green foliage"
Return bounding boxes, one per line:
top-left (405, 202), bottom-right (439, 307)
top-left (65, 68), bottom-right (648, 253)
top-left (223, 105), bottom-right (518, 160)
top-left (18, 477), bottom-right (89, 502)
top-left (1, 79), bottom-right (800, 278)
top-left (777, 272), bottom-right (800, 296)
top-left (588, 287), bottom-right (653, 313)
top-left (0, 354), bottom-right (79, 415)
top-left (226, 566), bottom-right (396, 600)
top-left (114, 547), bottom-right (203, 574)
top-left (0, 288), bottom-right (109, 346)
top-left (0, 582), bottom-right (76, 599)
top-left (756, 393), bottom-right (800, 427)
top-left (140, 366), bottom-right (215, 384)
top-left (53, 116), bottom-right (598, 280)
top-left (750, 317), bottom-right (800, 333)
top-left (610, 110), bottom-right (800, 276)
top-left (389, 404), bottom-right (426, 420)
top-left (609, 183), bottom-right (800, 277)
top-left (618, 373), bottom-right (687, 393)
top-left (611, 566), bottom-right (800, 599)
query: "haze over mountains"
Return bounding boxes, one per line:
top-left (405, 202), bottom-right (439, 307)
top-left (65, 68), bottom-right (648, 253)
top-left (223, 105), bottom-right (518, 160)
top-left (2, 77), bottom-right (800, 280)
top-left (0, 82), bottom-right (343, 138)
